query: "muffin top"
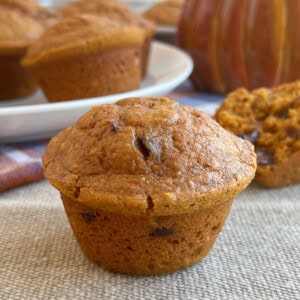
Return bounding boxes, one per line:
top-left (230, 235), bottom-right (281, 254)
top-left (143, 0), bottom-right (185, 26)
top-left (22, 14), bottom-right (145, 67)
top-left (43, 97), bottom-right (256, 215)
top-left (0, 0), bottom-right (60, 55)
top-left (61, 0), bottom-right (155, 33)
top-left (215, 81), bottom-right (300, 166)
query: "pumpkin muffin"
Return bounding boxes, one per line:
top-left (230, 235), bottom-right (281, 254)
top-left (43, 97), bottom-right (256, 275)
top-left (0, 0), bottom-right (59, 100)
top-left (22, 15), bottom-right (145, 102)
top-left (143, 0), bottom-right (185, 26)
top-left (215, 81), bottom-right (300, 188)
top-left (61, 0), bottom-right (156, 76)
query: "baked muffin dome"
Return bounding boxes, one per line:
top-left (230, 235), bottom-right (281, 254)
top-left (143, 0), bottom-right (185, 26)
top-left (0, 0), bottom-right (59, 54)
top-left (215, 81), bottom-right (300, 188)
top-left (0, 0), bottom-right (59, 28)
top-left (61, 0), bottom-right (155, 76)
top-left (23, 14), bottom-right (144, 66)
top-left (43, 97), bottom-right (256, 275)
top-left (22, 15), bottom-right (145, 102)
top-left (44, 97), bottom-right (256, 214)
top-left (61, 0), bottom-right (154, 31)
top-left (0, 0), bottom-right (60, 99)
top-left (0, 8), bottom-right (44, 55)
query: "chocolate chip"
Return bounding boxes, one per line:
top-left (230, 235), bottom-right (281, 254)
top-left (147, 195), bottom-right (154, 211)
top-left (149, 227), bottom-right (176, 237)
top-left (256, 150), bottom-right (274, 166)
top-left (276, 110), bottom-right (289, 119)
top-left (82, 212), bottom-right (97, 223)
top-left (135, 136), bottom-right (162, 161)
top-left (74, 186), bottom-right (80, 198)
top-left (239, 130), bottom-right (259, 144)
top-left (111, 123), bottom-right (120, 132)
top-left (286, 130), bottom-right (300, 138)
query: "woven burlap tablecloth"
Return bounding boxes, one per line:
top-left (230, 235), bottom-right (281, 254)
top-left (0, 180), bottom-right (299, 300)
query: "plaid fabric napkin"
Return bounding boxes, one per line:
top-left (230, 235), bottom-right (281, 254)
top-left (0, 140), bottom-right (48, 192)
top-left (0, 81), bottom-right (223, 192)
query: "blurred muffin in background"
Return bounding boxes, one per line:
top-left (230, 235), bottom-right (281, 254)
top-left (143, 0), bottom-right (185, 26)
top-left (61, 0), bottom-right (156, 76)
top-left (0, 0), bottom-right (60, 27)
top-left (0, 0), bottom-right (60, 100)
top-left (22, 14), bottom-right (145, 102)
top-left (215, 81), bottom-right (300, 188)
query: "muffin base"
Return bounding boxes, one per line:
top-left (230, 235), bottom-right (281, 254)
top-left (61, 194), bottom-right (233, 275)
top-left (255, 151), bottom-right (300, 188)
top-left (32, 46), bottom-right (142, 102)
top-left (0, 54), bottom-right (36, 100)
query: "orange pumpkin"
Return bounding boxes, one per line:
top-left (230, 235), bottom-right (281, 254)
top-left (177, 0), bottom-right (300, 93)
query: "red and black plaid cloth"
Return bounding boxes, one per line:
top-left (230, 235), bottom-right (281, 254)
top-left (0, 140), bottom-right (48, 192)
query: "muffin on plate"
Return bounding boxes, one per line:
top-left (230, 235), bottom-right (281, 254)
top-left (61, 0), bottom-right (156, 77)
top-left (215, 81), bottom-right (300, 188)
top-left (43, 97), bottom-right (256, 275)
top-left (0, 0), bottom-right (59, 100)
top-left (22, 15), bottom-right (145, 102)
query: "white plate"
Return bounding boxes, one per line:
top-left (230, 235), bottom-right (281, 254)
top-left (0, 41), bottom-right (193, 143)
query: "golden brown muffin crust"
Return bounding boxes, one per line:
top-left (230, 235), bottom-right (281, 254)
top-left (62, 0), bottom-right (133, 20)
top-left (143, 0), bottom-right (185, 26)
top-left (22, 14), bottom-right (145, 67)
top-left (61, 193), bottom-right (234, 275)
top-left (61, 0), bottom-right (155, 77)
top-left (0, 8), bottom-right (44, 54)
top-left (0, 0), bottom-right (60, 26)
top-left (0, 0), bottom-right (60, 54)
top-left (43, 97), bottom-right (256, 215)
top-left (215, 81), bottom-right (300, 187)
top-left (61, 0), bottom-right (155, 31)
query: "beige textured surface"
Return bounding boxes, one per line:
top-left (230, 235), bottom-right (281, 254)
top-left (0, 180), bottom-right (299, 299)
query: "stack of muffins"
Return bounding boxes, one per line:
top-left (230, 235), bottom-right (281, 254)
top-left (1, 0), bottom-right (156, 102)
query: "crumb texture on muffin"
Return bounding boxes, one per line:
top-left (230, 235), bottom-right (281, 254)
top-left (44, 97), bottom-right (256, 215)
top-left (215, 81), bottom-right (300, 187)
